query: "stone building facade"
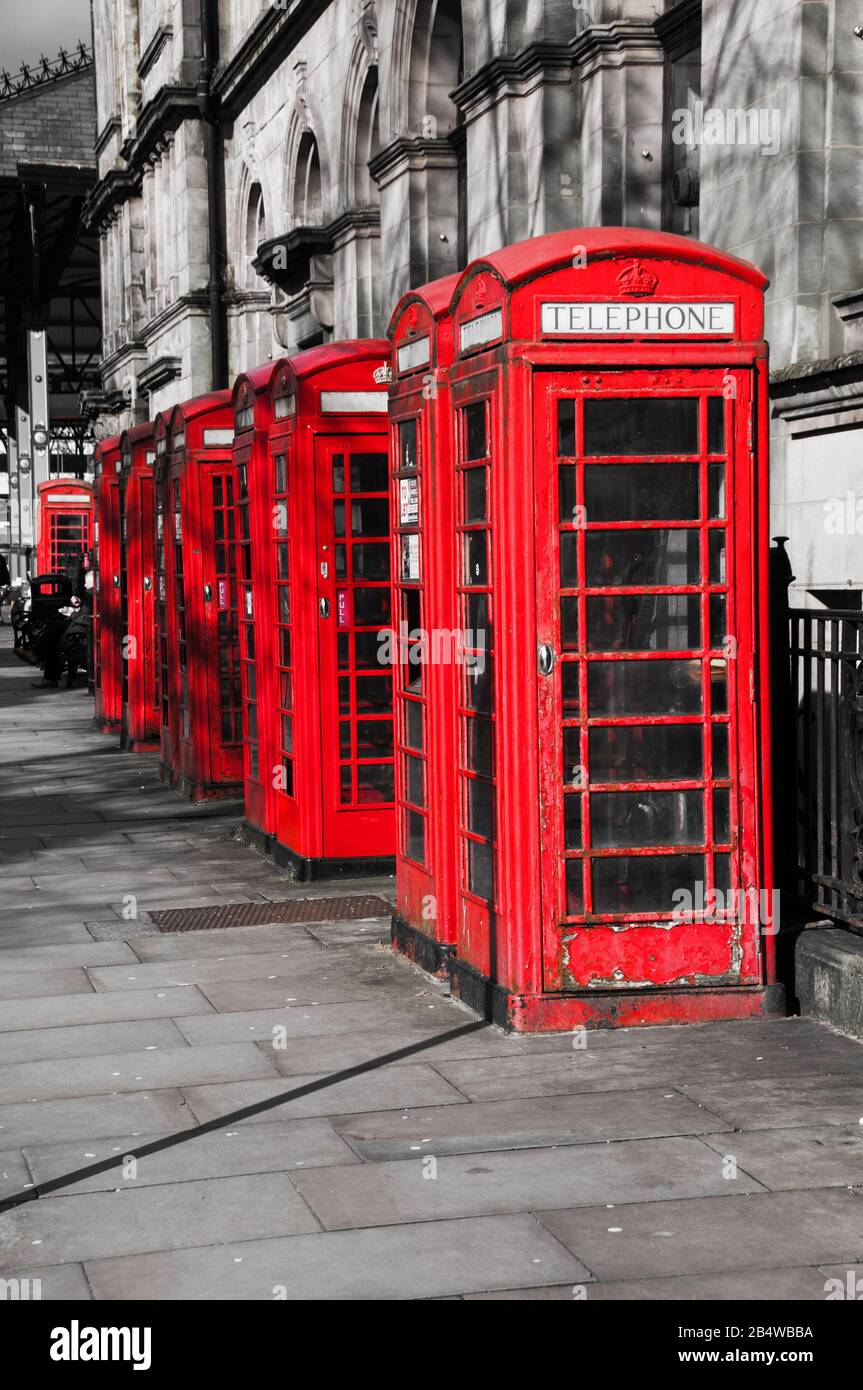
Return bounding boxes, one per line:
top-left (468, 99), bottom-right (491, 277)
top-left (85, 0), bottom-right (863, 600)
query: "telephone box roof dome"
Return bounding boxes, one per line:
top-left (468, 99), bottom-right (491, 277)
top-left (288, 338), bottom-right (390, 381)
top-left (232, 358), bottom-right (288, 404)
top-left (119, 420), bottom-right (155, 449)
top-left (387, 272), bottom-right (462, 336)
top-left (94, 436), bottom-right (121, 456)
top-left (461, 227), bottom-right (769, 293)
top-left (168, 388), bottom-right (232, 426)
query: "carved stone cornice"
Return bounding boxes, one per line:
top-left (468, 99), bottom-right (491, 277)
top-left (137, 25), bottom-right (173, 80)
top-left (369, 137), bottom-right (458, 191)
top-left (212, 0), bottom-right (331, 120)
top-left (571, 20), bottom-right (665, 77)
top-left (137, 354), bottom-right (182, 395)
top-left (452, 43), bottom-right (573, 116)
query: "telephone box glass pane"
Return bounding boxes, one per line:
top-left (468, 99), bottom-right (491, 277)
top-left (592, 854), bottom-right (705, 914)
top-left (588, 660), bottom-right (702, 716)
top-left (398, 421), bottom-right (417, 473)
top-left (586, 595), bottom-right (701, 652)
top-left (585, 464), bottom-right (699, 521)
top-left (589, 725), bottom-right (702, 783)
top-left (586, 530), bottom-right (700, 587)
top-left (590, 790), bottom-right (704, 847)
top-left (351, 453), bottom-right (389, 491)
top-left (708, 397), bottom-right (725, 453)
top-left (465, 403), bottom-right (487, 460)
top-left (584, 397), bottom-right (698, 455)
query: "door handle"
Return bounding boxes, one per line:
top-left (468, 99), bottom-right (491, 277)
top-left (319, 597), bottom-right (330, 619)
top-left (113, 575), bottom-right (120, 588)
top-left (203, 584), bottom-right (213, 602)
top-left (143, 576), bottom-right (152, 592)
top-left (537, 643), bottom-right (557, 677)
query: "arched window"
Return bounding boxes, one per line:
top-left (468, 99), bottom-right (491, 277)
top-left (293, 132), bottom-right (323, 226)
top-left (244, 182), bottom-right (266, 285)
top-left (354, 66), bottom-right (381, 206)
top-left (409, 0), bottom-right (466, 267)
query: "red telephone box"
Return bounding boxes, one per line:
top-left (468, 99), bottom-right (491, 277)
top-left (118, 422), bottom-right (158, 751)
top-left (238, 342), bottom-right (396, 878)
top-left (231, 361), bottom-right (281, 843)
top-left (93, 437), bottom-right (122, 732)
top-left (36, 480), bottom-right (94, 578)
top-left (153, 392), bottom-right (242, 800)
top-left (393, 228), bottom-right (783, 1031)
top-left (387, 275), bottom-right (460, 966)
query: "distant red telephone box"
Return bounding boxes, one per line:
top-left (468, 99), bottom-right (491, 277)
top-left (387, 274), bottom-right (460, 963)
top-left (93, 438), bottom-right (122, 732)
top-left (36, 479), bottom-right (94, 578)
top-left (231, 362), bottom-right (281, 843)
top-left (153, 392), bottom-right (242, 800)
top-left (391, 228), bottom-right (782, 1031)
top-left (234, 342), bottom-right (395, 878)
top-left (119, 423), bottom-right (158, 751)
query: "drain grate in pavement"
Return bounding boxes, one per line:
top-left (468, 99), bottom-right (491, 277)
top-left (147, 895), bottom-right (393, 934)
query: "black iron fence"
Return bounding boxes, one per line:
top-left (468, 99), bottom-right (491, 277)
top-left (773, 556), bottom-right (863, 932)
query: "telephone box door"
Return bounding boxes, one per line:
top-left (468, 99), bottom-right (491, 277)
top-left (199, 464), bottom-right (242, 783)
top-left (315, 436), bottom-right (394, 859)
top-left (534, 368), bottom-right (762, 993)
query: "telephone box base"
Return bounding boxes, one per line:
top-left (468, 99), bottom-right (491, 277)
top-left (120, 733), bottom-right (159, 754)
top-left (241, 820), bottom-right (395, 883)
top-left (392, 913), bottom-right (454, 979)
top-left (392, 915), bottom-right (786, 1032)
top-left (158, 762), bottom-right (242, 803)
top-left (93, 717), bottom-right (121, 735)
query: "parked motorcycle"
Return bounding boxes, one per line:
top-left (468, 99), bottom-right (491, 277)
top-left (12, 573), bottom-right (86, 687)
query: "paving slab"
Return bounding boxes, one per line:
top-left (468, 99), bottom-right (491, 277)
top-left (0, 941), bottom-right (138, 971)
top-left (0, 1148), bottom-right (32, 1200)
top-left (332, 1087), bottom-right (733, 1160)
top-left (0, 968), bottom-right (94, 1001)
top-left (182, 1063), bottom-right (466, 1125)
top-left (292, 1136), bottom-right (765, 1230)
top-left (0, 1263), bottom-right (93, 1300)
top-left (198, 976), bottom-right (455, 1018)
top-left (0, 1041), bottom-right (279, 1104)
top-left (0, 1088), bottom-right (198, 1148)
top-left (0, 1173), bottom-right (320, 1271)
top-left (536, 1189), bottom-right (863, 1280)
top-left (24, 1118), bottom-right (359, 1195)
top-left (698, 1124), bottom-right (863, 1190)
top-left (87, 952), bottom-right (397, 1000)
top-left (82, 1213), bottom-right (590, 1300)
top-left (683, 1074), bottom-right (863, 1130)
top-left (258, 1023), bottom-right (528, 1074)
top-left (129, 924), bottom-right (330, 961)
top-left (173, 1003), bottom-right (448, 1048)
top-left (0, 1018), bottom-right (188, 1067)
top-left (465, 1266), bottom-right (834, 1300)
top-left (0, 984), bottom-right (215, 1033)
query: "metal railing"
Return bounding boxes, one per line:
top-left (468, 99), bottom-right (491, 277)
top-left (778, 605), bottom-right (863, 933)
top-left (0, 43), bottom-right (93, 104)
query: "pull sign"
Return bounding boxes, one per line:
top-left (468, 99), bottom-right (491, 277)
top-left (217, 579), bottom-right (228, 612)
top-left (337, 590), bottom-right (349, 628)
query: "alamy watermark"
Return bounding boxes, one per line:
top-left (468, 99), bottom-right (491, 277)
top-left (671, 100), bottom-right (781, 157)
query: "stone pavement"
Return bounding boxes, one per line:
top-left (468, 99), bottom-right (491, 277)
top-left (0, 629), bottom-right (862, 1301)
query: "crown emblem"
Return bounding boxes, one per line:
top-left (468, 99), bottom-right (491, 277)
top-left (373, 364), bottom-right (393, 384)
top-left (472, 277), bottom-right (488, 309)
top-left (616, 259), bottom-right (659, 296)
